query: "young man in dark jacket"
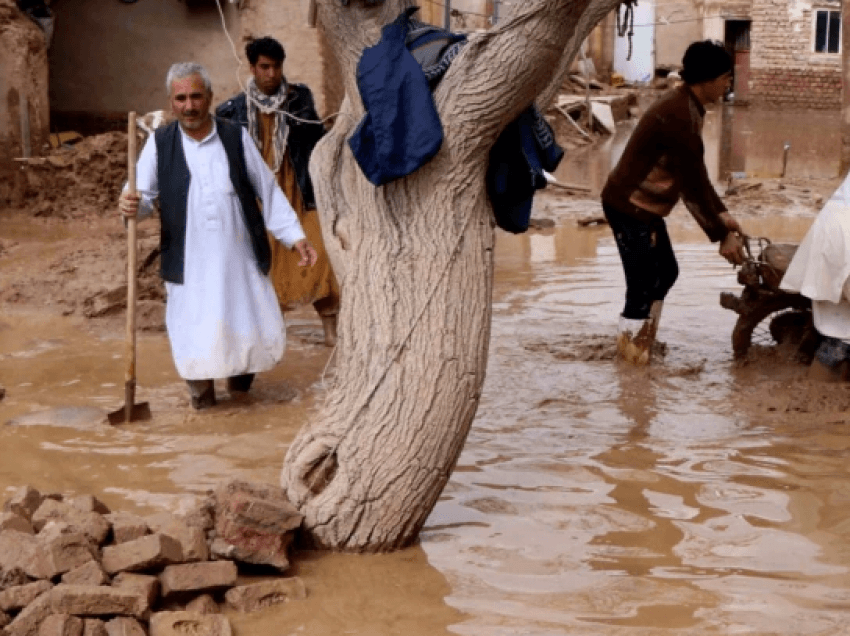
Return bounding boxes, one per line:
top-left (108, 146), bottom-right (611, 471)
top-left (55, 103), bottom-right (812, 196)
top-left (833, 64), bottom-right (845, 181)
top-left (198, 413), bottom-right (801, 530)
top-left (601, 40), bottom-right (746, 364)
top-left (216, 37), bottom-right (340, 347)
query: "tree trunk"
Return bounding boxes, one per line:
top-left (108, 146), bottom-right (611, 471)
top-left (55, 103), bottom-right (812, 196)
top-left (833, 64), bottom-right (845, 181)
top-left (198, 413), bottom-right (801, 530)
top-left (280, 0), bottom-right (622, 551)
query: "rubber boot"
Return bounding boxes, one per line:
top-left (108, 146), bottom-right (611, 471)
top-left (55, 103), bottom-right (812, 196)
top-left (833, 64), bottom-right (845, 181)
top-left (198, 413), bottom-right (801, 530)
top-left (321, 314), bottom-right (338, 348)
top-left (618, 300), bottom-right (664, 366)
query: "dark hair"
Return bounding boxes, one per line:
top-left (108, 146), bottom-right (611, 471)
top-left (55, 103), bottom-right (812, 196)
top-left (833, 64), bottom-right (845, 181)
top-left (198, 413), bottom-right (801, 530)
top-left (246, 37), bottom-right (285, 65)
top-left (680, 40), bottom-right (732, 85)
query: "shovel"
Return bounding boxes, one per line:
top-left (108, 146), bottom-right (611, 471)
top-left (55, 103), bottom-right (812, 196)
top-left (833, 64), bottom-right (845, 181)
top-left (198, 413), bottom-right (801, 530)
top-left (108, 112), bottom-right (152, 425)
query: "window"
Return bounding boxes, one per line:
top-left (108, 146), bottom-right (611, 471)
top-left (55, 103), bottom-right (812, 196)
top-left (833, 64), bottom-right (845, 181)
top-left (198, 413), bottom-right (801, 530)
top-left (814, 9), bottom-right (841, 53)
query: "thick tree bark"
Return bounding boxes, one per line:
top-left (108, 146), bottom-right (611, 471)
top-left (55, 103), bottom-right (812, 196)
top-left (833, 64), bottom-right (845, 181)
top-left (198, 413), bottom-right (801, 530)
top-left (280, 0), bottom-right (622, 551)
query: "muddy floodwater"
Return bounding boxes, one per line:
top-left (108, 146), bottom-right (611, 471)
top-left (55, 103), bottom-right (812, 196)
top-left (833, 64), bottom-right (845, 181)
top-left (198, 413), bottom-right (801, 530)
top-left (4, 207), bottom-right (850, 635)
top-left (2, 104), bottom-right (850, 635)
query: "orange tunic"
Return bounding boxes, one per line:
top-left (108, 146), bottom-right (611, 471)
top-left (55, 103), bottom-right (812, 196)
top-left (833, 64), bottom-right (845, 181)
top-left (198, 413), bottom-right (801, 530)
top-left (260, 112), bottom-right (340, 316)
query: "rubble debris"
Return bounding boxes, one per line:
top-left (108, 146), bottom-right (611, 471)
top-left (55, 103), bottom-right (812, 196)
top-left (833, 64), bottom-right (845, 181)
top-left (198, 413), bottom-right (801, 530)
top-left (212, 480), bottom-right (303, 572)
top-left (577, 215), bottom-right (608, 227)
top-left (528, 218), bottom-right (555, 230)
top-left (0, 482), bottom-right (306, 636)
top-left (10, 132), bottom-right (129, 219)
top-left (224, 578), bottom-right (306, 612)
top-left (147, 611), bottom-right (230, 636)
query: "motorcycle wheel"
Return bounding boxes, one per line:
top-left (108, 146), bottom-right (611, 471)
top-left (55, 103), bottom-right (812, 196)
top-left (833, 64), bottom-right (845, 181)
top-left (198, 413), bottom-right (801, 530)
top-left (731, 294), bottom-right (812, 358)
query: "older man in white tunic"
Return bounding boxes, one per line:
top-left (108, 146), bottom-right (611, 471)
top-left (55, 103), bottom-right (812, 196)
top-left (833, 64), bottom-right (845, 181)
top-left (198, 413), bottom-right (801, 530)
top-left (119, 62), bottom-right (317, 409)
top-left (781, 172), bottom-right (850, 381)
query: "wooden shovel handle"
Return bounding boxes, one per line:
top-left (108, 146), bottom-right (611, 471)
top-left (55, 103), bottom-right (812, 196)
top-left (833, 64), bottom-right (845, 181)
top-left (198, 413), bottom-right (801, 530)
top-left (125, 112), bottom-right (138, 384)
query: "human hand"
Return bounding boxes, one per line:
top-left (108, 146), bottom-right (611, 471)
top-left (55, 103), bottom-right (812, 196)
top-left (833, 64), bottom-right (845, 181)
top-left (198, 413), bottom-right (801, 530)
top-left (719, 211), bottom-right (743, 235)
top-left (719, 231), bottom-right (746, 266)
top-left (294, 239), bottom-right (318, 267)
top-left (119, 191), bottom-right (141, 219)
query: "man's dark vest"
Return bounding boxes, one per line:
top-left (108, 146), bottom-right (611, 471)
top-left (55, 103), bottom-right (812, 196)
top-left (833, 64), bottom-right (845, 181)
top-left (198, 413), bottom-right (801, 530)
top-left (154, 117), bottom-right (271, 284)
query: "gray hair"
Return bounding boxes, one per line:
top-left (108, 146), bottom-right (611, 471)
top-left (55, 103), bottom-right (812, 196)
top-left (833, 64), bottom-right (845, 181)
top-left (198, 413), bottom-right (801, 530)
top-left (165, 62), bottom-right (212, 94)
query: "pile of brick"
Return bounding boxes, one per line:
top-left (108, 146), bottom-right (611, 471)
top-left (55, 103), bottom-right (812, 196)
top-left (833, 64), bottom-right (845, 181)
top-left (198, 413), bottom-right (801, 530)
top-left (0, 480), bottom-right (306, 636)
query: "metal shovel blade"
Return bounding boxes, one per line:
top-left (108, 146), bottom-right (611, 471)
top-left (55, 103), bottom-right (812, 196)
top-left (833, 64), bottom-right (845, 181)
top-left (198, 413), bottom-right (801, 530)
top-left (107, 381), bottom-right (152, 425)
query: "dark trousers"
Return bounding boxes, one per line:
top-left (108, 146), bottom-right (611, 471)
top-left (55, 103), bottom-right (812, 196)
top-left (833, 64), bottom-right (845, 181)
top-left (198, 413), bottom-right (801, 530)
top-left (603, 202), bottom-right (679, 320)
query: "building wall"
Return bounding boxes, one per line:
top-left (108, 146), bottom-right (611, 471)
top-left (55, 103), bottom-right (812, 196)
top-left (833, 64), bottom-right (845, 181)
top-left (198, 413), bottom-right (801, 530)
top-left (655, 0), bottom-right (703, 69)
top-left (49, 0), bottom-right (243, 127)
top-left (47, 0), bottom-right (328, 130)
top-left (0, 0), bottom-right (49, 205)
top-left (749, 0), bottom-right (841, 108)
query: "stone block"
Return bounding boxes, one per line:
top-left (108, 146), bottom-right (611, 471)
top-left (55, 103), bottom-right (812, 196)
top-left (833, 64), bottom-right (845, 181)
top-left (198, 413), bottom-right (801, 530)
top-left (31, 502), bottom-right (109, 546)
top-left (6, 590), bottom-right (52, 636)
top-left (110, 573), bottom-right (159, 611)
top-left (65, 498), bottom-right (110, 517)
top-left (101, 535), bottom-right (183, 575)
top-left (141, 514), bottom-right (176, 535)
top-left (178, 496), bottom-right (215, 532)
top-left (223, 578), bottom-right (306, 613)
top-left (39, 532), bottom-right (97, 577)
top-left (61, 562), bottom-right (108, 587)
top-left (0, 581), bottom-right (53, 612)
top-left (0, 513), bottom-right (34, 535)
top-left (159, 523), bottom-right (208, 564)
top-left (103, 514), bottom-right (148, 546)
top-left (0, 531), bottom-right (51, 580)
top-left (213, 480), bottom-right (302, 572)
top-left (148, 612), bottom-right (231, 636)
top-left (103, 617), bottom-right (144, 636)
top-left (38, 614), bottom-right (83, 636)
top-left (81, 620), bottom-right (107, 636)
top-left (184, 595), bottom-right (218, 615)
top-left (49, 585), bottom-right (147, 619)
top-left (159, 562), bottom-right (237, 600)
top-left (0, 568), bottom-right (30, 592)
top-left (4, 487), bottom-right (44, 522)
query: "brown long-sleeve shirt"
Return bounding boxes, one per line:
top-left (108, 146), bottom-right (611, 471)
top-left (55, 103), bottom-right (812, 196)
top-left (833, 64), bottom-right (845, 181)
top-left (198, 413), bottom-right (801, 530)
top-left (601, 85), bottom-right (729, 242)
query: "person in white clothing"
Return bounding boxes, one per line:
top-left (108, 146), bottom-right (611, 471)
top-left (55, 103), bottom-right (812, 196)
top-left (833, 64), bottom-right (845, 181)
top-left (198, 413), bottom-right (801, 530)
top-left (781, 172), bottom-right (850, 381)
top-left (118, 62), bottom-right (318, 409)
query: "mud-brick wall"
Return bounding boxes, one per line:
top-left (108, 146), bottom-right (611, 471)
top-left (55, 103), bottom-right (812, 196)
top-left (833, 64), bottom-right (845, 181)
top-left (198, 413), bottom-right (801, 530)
top-left (748, 0), bottom-right (841, 108)
top-left (0, 0), bottom-right (49, 207)
top-left (49, 0), bottom-right (243, 132)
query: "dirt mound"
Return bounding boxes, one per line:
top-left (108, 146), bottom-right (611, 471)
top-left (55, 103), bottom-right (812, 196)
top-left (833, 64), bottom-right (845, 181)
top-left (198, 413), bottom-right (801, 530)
top-left (12, 132), bottom-right (129, 218)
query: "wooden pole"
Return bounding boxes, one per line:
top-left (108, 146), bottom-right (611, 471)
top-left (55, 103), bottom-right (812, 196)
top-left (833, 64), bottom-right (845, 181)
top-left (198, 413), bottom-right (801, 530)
top-left (580, 40), bottom-right (593, 130)
top-left (841, 0), bottom-right (850, 175)
top-left (124, 112), bottom-right (138, 422)
top-left (19, 94), bottom-right (31, 159)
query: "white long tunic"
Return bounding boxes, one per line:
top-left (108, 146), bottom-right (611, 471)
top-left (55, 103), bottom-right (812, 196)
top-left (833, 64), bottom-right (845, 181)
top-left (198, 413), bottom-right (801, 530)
top-left (133, 121), bottom-right (306, 380)
top-left (781, 172), bottom-right (850, 342)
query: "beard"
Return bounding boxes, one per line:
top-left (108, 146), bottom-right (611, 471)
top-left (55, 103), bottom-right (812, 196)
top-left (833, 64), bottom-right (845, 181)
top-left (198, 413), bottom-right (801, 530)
top-left (179, 111), bottom-right (208, 130)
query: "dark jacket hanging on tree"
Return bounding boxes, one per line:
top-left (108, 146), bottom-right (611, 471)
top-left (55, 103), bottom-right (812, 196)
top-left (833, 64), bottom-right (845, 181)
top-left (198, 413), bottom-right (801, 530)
top-left (348, 8), bottom-right (564, 234)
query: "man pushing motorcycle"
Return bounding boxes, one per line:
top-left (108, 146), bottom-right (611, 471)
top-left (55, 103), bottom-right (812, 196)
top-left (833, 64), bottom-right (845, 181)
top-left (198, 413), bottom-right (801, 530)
top-left (601, 40), bottom-right (746, 365)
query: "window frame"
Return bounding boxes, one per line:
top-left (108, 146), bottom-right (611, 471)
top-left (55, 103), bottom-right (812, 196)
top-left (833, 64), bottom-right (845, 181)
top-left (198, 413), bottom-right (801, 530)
top-left (813, 8), bottom-right (842, 54)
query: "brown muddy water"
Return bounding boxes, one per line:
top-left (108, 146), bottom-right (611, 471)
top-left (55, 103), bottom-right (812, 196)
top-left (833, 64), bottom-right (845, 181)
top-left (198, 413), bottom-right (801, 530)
top-left (3, 206), bottom-right (849, 635)
top-left (2, 106), bottom-right (849, 634)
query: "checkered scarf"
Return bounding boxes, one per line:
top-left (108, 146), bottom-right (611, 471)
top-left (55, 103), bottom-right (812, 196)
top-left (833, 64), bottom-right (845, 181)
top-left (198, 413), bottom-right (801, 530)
top-left (246, 77), bottom-right (290, 174)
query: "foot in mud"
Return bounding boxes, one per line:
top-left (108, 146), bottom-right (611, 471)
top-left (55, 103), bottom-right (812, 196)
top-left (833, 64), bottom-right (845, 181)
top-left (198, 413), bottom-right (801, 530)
top-left (187, 380), bottom-right (216, 410)
top-left (226, 373), bottom-right (255, 394)
top-left (617, 301), bottom-right (664, 366)
top-left (321, 315), bottom-right (338, 348)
